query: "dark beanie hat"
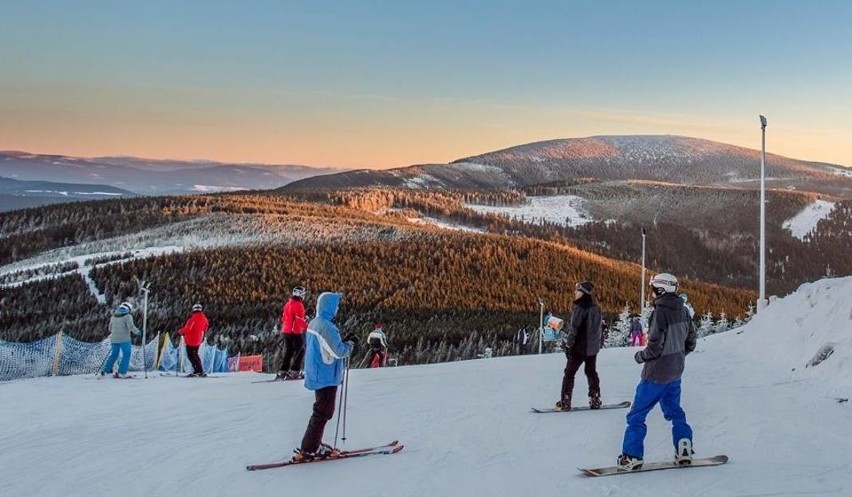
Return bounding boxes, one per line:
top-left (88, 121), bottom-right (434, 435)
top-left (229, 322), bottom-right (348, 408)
top-left (576, 281), bottom-right (594, 295)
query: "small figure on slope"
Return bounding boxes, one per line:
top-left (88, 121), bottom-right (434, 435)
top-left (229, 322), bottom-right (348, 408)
top-left (367, 323), bottom-right (389, 368)
top-left (101, 302), bottom-right (141, 378)
top-left (557, 281), bottom-right (603, 411)
top-left (277, 286), bottom-right (308, 380)
top-left (618, 273), bottom-right (697, 471)
top-left (680, 293), bottom-right (695, 319)
top-left (629, 317), bottom-right (643, 347)
top-left (516, 325), bottom-right (531, 355)
top-left (292, 292), bottom-right (358, 462)
top-left (178, 303), bottom-right (209, 377)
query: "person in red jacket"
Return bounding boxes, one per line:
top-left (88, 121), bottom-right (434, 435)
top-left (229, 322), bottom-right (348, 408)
top-left (277, 286), bottom-right (308, 380)
top-left (178, 303), bottom-right (209, 377)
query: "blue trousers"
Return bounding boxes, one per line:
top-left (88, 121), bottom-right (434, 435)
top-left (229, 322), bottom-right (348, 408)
top-left (102, 342), bottom-right (132, 375)
top-left (622, 379), bottom-right (692, 458)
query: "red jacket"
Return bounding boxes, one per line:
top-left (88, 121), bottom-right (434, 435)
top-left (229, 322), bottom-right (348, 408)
top-left (179, 311), bottom-right (209, 347)
top-left (281, 297), bottom-right (307, 335)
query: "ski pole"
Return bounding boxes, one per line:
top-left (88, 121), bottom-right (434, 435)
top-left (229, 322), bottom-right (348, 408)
top-left (357, 352), bottom-right (369, 369)
top-left (341, 356), bottom-right (351, 444)
top-left (333, 369), bottom-right (345, 448)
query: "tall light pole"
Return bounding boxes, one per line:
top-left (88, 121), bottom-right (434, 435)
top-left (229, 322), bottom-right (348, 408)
top-left (759, 115), bottom-right (768, 311)
top-left (139, 280), bottom-right (151, 378)
top-left (640, 227), bottom-right (646, 314)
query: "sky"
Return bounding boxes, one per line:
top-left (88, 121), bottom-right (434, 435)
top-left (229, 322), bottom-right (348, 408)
top-left (2, 0), bottom-right (852, 169)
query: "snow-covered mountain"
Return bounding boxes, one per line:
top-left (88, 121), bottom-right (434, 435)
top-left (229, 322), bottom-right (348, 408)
top-left (284, 135), bottom-right (852, 196)
top-left (0, 151), bottom-right (348, 195)
top-left (2, 277), bottom-right (850, 497)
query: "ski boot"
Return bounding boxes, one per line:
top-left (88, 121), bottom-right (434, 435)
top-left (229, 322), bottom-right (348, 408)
top-left (589, 393), bottom-right (602, 409)
top-left (275, 371), bottom-right (290, 380)
top-left (555, 395), bottom-right (572, 411)
top-left (292, 442), bottom-right (340, 462)
top-left (674, 438), bottom-right (694, 465)
top-left (617, 453), bottom-right (644, 471)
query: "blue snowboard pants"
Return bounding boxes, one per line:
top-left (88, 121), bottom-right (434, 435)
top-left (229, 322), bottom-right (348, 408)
top-left (622, 379), bottom-right (692, 458)
top-left (102, 342), bottom-right (132, 375)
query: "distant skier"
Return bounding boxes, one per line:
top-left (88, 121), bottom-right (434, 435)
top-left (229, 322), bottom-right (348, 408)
top-left (367, 323), bottom-right (389, 368)
top-left (557, 281), bottom-right (603, 411)
top-left (679, 293), bottom-right (695, 319)
top-left (178, 303), bottom-right (209, 377)
top-left (293, 292), bottom-right (358, 462)
top-left (629, 317), bottom-right (643, 346)
top-left (100, 302), bottom-right (141, 379)
top-left (618, 273), bottom-right (697, 471)
top-left (278, 286), bottom-right (308, 380)
top-left (516, 325), bottom-right (531, 355)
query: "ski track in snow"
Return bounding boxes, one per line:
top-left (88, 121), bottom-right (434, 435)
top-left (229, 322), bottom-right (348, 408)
top-left (1, 277), bottom-right (851, 496)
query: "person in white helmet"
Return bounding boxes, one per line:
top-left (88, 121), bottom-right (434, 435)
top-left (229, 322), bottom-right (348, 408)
top-left (618, 273), bottom-right (697, 471)
top-left (278, 286), bottom-right (308, 380)
top-left (101, 301), bottom-right (141, 378)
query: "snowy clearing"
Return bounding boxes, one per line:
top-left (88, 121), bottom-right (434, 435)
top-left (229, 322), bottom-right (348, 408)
top-left (782, 199), bottom-right (836, 240)
top-left (465, 194), bottom-right (593, 227)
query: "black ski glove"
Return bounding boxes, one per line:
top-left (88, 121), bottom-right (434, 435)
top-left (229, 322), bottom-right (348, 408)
top-left (342, 332), bottom-right (359, 350)
top-left (634, 350), bottom-right (644, 364)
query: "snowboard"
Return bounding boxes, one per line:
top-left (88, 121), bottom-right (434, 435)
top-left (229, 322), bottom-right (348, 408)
top-left (580, 455), bottom-right (728, 477)
top-left (531, 400), bottom-right (631, 413)
top-left (246, 441), bottom-right (402, 471)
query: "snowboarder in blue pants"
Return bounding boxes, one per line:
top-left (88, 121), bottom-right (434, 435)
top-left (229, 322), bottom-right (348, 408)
top-left (618, 273), bottom-right (697, 471)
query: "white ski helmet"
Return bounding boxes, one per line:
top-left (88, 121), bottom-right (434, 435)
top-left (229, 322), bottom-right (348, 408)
top-left (192, 303), bottom-right (203, 312)
top-left (118, 302), bottom-right (133, 313)
top-left (649, 273), bottom-right (678, 295)
top-left (292, 286), bottom-right (306, 299)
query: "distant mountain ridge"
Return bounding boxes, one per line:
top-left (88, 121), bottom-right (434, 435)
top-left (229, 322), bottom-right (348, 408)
top-left (0, 176), bottom-right (137, 212)
top-left (283, 135), bottom-right (852, 196)
top-left (0, 151), bottom-right (348, 195)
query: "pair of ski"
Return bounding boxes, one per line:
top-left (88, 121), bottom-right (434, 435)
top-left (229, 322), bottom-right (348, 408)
top-left (159, 373), bottom-right (220, 378)
top-left (251, 375), bottom-right (301, 384)
top-left (246, 440), bottom-right (403, 471)
top-left (530, 400), bottom-right (728, 476)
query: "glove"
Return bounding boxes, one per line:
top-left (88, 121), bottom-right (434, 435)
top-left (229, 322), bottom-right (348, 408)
top-left (634, 350), bottom-right (644, 364)
top-left (342, 333), bottom-right (359, 350)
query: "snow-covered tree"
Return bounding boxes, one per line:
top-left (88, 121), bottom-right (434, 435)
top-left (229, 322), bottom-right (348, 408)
top-left (606, 305), bottom-right (632, 348)
top-left (697, 311), bottom-right (715, 337)
top-left (714, 312), bottom-right (730, 334)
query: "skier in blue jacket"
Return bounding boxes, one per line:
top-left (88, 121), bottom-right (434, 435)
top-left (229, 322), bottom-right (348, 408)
top-left (618, 273), bottom-right (697, 471)
top-left (293, 292), bottom-right (359, 462)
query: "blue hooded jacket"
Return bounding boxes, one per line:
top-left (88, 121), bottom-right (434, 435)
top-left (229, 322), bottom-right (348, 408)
top-left (304, 292), bottom-right (353, 390)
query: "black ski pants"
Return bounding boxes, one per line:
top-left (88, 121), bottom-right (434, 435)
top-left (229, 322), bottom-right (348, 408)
top-left (186, 345), bottom-right (204, 375)
top-left (561, 352), bottom-right (600, 403)
top-left (300, 386), bottom-right (338, 453)
top-left (280, 334), bottom-right (305, 373)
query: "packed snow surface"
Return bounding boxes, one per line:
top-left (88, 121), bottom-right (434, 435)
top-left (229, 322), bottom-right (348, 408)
top-left (466, 195), bottom-right (592, 227)
top-left (1, 277), bottom-right (851, 496)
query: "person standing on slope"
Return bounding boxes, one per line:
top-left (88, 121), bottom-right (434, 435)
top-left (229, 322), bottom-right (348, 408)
top-left (618, 273), bottom-right (698, 471)
top-left (178, 303), bottom-right (209, 377)
top-left (679, 293), bottom-right (696, 319)
top-left (293, 292), bottom-right (359, 461)
top-left (277, 286), bottom-right (308, 380)
top-left (557, 281), bottom-right (603, 411)
top-left (101, 302), bottom-right (141, 378)
top-left (630, 317), bottom-right (644, 346)
top-left (516, 325), bottom-right (531, 355)
top-left (367, 323), bottom-right (388, 368)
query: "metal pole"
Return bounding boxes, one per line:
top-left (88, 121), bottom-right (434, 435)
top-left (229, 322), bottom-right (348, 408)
top-left (142, 288), bottom-right (149, 379)
top-left (759, 115), bottom-right (768, 311)
top-left (641, 228), bottom-right (646, 314)
top-left (538, 299), bottom-right (544, 354)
